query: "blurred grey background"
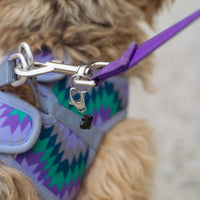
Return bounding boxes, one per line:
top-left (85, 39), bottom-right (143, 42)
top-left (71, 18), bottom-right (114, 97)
top-left (128, 1), bottom-right (200, 199)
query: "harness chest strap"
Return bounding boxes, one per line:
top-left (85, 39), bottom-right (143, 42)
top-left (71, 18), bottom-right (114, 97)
top-left (0, 73), bottom-right (129, 200)
top-left (0, 60), bottom-right (17, 87)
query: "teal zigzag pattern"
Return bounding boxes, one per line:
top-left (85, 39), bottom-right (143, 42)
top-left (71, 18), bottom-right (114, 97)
top-left (0, 103), bottom-right (33, 144)
top-left (16, 122), bottom-right (91, 199)
top-left (52, 78), bottom-right (125, 125)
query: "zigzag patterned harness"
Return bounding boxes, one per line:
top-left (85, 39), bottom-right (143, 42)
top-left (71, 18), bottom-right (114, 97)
top-left (0, 51), bottom-right (128, 200)
top-left (0, 9), bottom-right (199, 200)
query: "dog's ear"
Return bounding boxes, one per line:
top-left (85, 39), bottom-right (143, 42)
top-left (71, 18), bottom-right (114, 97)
top-left (127, 0), bottom-right (171, 23)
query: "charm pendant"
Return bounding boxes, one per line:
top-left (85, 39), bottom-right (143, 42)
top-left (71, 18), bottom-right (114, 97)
top-left (80, 115), bottom-right (93, 129)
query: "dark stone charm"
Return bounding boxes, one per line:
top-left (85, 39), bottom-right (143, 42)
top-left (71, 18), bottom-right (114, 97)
top-left (80, 115), bottom-right (93, 129)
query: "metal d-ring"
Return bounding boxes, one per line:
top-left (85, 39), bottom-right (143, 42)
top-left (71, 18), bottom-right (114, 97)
top-left (19, 42), bottom-right (34, 66)
top-left (69, 74), bottom-right (92, 94)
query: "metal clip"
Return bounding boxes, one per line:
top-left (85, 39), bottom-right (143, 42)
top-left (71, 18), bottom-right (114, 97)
top-left (9, 42), bottom-right (34, 87)
top-left (9, 42), bottom-right (111, 128)
top-left (91, 62), bottom-right (109, 69)
top-left (72, 62), bottom-right (109, 87)
top-left (69, 87), bottom-right (86, 113)
top-left (15, 60), bottom-right (93, 80)
top-left (11, 42), bottom-right (110, 88)
top-left (73, 79), bottom-right (96, 87)
top-left (19, 42), bottom-right (34, 66)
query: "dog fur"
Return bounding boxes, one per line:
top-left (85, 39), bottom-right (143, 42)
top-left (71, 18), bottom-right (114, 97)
top-left (0, 0), bottom-right (168, 199)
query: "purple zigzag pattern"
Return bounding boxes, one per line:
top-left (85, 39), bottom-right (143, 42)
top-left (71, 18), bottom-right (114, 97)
top-left (16, 149), bottom-right (45, 178)
top-left (62, 184), bottom-right (81, 200)
top-left (93, 105), bottom-right (111, 128)
top-left (55, 123), bottom-right (86, 154)
top-left (42, 123), bottom-right (88, 164)
top-left (42, 175), bottom-right (82, 199)
top-left (0, 105), bottom-right (32, 132)
top-left (16, 148), bottom-right (43, 165)
top-left (20, 115), bottom-right (32, 132)
top-left (56, 176), bottom-right (82, 200)
top-left (16, 149), bottom-right (54, 194)
top-left (65, 131), bottom-right (85, 154)
top-left (3, 115), bottom-right (21, 133)
top-left (0, 103), bottom-right (33, 144)
top-left (17, 148), bottom-right (86, 200)
top-left (11, 122), bottom-right (32, 143)
top-left (16, 158), bottom-right (42, 180)
top-left (17, 149), bottom-right (92, 200)
top-left (53, 124), bottom-right (71, 145)
top-left (15, 121), bottom-right (92, 200)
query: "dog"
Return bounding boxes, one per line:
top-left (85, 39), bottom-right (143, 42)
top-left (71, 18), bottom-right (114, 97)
top-left (0, 1), bottom-right (167, 199)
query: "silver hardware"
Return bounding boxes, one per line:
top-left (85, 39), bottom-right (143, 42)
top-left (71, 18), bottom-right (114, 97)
top-left (71, 62), bottom-right (109, 87)
top-left (69, 74), bottom-right (93, 114)
top-left (70, 74), bottom-right (93, 93)
top-left (69, 87), bottom-right (86, 113)
top-left (19, 42), bottom-right (34, 66)
top-left (15, 61), bottom-right (93, 78)
top-left (11, 43), bottom-right (109, 87)
top-left (9, 42), bottom-right (34, 87)
top-left (73, 79), bottom-right (96, 87)
top-left (51, 60), bottom-right (64, 64)
top-left (91, 62), bottom-right (109, 69)
top-left (10, 42), bottom-right (110, 114)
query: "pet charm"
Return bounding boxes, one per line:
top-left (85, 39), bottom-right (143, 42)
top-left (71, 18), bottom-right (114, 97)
top-left (69, 74), bottom-right (94, 129)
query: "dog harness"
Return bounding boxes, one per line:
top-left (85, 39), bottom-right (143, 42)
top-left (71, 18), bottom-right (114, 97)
top-left (0, 9), bottom-right (199, 200)
top-left (0, 49), bottom-right (128, 200)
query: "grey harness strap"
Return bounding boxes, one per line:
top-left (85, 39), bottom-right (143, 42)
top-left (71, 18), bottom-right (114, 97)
top-left (0, 60), bottom-right (17, 87)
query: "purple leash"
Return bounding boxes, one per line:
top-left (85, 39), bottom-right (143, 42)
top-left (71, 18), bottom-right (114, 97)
top-left (91, 9), bottom-right (200, 86)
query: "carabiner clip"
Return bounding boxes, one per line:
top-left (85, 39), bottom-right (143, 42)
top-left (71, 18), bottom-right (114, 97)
top-left (69, 87), bottom-right (86, 113)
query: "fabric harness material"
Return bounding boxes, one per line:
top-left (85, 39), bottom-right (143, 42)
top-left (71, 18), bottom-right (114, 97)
top-left (0, 51), bottom-right (128, 200)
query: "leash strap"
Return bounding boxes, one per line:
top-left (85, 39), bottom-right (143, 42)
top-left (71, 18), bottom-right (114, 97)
top-left (91, 9), bottom-right (200, 86)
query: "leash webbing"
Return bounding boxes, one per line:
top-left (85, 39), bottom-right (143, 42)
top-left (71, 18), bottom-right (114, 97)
top-left (91, 9), bottom-right (200, 86)
top-left (0, 60), bottom-right (17, 87)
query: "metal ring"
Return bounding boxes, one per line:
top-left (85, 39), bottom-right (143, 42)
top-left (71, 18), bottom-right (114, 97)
top-left (9, 53), bottom-right (28, 87)
top-left (91, 62), bottom-right (109, 69)
top-left (19, 42), bottom-right (34, 66)
top-left (69, 74), bottom-right (92, 94)
top-left (73, 79), bottom-right (96, 87)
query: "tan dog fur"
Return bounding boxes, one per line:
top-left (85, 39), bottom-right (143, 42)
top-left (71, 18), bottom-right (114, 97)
top-left (0, 0), bottom-right (168, 199)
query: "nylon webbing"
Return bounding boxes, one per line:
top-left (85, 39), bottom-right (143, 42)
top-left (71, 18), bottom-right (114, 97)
top-left (91, 9), bottom-right (200, 86)
top-left (0, 60), bottom-right (17, 87)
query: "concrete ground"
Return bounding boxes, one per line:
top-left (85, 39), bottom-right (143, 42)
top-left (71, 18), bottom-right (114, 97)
top-left (128, 1), bottom-right (200, 199)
